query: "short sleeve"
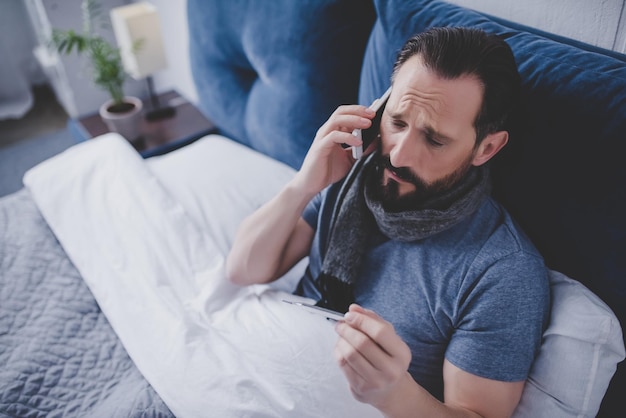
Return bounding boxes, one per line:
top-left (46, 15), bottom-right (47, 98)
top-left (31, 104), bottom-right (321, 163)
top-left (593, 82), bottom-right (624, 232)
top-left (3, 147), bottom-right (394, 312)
top-left (302, 190), bottom-right (324, 230)
top-left (446, 251), bottom-right (550, 382)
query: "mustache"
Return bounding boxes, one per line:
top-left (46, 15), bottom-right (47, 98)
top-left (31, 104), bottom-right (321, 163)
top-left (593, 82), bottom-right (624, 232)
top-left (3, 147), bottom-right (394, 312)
top-left (378, 154), bottom-right (420, 184)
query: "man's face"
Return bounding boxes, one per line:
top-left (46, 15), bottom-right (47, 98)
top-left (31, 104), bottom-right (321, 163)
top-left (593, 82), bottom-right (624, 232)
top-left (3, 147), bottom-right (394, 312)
top-left (376, 55), bottom-right (485, 208)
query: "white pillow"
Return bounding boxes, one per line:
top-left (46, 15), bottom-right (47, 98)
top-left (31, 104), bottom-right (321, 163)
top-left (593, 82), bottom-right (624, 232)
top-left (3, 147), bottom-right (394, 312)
top-left (146, 134), bottom-right (306, 291)
top-left (514, 270), bottom-right (625, 417)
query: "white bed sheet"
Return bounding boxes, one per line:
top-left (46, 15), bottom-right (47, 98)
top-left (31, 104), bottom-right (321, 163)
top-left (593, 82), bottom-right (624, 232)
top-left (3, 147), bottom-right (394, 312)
top-left (23, 133), bottom-right (381, 418)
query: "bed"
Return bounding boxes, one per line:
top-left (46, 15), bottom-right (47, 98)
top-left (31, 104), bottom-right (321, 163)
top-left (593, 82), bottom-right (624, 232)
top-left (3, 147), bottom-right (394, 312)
top-left (1, 0), bottom-right (625, 417)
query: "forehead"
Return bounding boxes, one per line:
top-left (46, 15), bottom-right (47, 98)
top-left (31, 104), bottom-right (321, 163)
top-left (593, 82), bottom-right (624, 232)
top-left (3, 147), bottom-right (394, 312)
top-left (391, 55), bottom-right (484, 126)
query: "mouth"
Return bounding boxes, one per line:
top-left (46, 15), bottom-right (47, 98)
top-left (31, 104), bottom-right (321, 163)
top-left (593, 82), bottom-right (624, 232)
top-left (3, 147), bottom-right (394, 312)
top-left (385, 162), bottom-right (419, 184)
top-left (385, 167), bottom-right (409, 184)
top-left (377, 153), bottom-right (420, 187)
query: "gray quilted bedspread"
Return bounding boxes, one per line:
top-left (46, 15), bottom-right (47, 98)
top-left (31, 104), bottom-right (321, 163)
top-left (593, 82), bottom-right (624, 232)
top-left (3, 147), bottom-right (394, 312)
top-left (0, 190), bottom-right (174, 418)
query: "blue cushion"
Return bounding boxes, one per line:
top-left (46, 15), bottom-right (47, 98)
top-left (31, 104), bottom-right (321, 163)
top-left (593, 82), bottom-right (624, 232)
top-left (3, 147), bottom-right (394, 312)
top-left (359, 0), bottom-right (626, 413)
top-left (187, 0), bottom-right (375, 169)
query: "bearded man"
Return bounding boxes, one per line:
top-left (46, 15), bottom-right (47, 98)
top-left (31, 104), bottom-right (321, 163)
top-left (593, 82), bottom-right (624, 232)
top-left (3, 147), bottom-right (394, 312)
top-left (227, 27), bottom-right (549, 418)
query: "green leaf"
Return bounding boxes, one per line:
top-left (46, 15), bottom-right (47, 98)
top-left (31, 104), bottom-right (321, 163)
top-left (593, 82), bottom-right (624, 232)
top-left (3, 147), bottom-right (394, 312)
top-left (51, 0), bottom-right (129, 105)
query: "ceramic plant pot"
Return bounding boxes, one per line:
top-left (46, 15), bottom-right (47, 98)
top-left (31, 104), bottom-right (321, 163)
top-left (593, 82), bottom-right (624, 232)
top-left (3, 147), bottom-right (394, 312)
top-left (99, 96), bottom-right (143, 142)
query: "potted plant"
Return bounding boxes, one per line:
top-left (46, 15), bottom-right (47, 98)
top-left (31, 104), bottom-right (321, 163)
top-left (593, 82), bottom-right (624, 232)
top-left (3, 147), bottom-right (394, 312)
top-left (52, 0), bottom-right (143, 141)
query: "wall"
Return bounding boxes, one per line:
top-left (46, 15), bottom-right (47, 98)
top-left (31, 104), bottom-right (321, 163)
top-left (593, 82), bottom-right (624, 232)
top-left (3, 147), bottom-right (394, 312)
top-left (447, 0), bottom-right (626, 53)
top-left (4, 0), bottom-right (192, 117)
top-left (150, 0), bottom-right (626, 107)
top-left (148, 0), bottom-right (197, 104)
top-left (9, 0), bottom-right (623, 113)
top-left (22, 0), bottom-right (146, 118)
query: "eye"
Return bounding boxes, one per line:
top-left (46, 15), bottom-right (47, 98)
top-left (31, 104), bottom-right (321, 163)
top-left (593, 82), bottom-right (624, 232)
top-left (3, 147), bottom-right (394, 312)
top-left (391, 119), bottom-right (406, 129)
top-left (426, 134), bottom-right (444, 148)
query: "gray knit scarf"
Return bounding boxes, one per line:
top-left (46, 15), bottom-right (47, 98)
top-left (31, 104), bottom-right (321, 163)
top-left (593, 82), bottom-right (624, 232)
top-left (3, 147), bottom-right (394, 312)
top-left (315, 152), bottom-right (491, 312)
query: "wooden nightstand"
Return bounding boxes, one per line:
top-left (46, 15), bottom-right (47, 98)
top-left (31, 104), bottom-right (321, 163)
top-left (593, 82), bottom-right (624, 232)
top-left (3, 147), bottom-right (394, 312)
top-left (68, 90), bottom-right (216, 158)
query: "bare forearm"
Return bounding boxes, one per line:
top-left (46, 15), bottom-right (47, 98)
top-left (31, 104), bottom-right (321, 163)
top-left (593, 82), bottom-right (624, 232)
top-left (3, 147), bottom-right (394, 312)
top-left (376, 373), bottom-right (482, 418)
top-left (335, 307), bottom-right (488, 418)
top-left (226, 179), bottom-right (315, 285)
top-left (227, 104), bottom-right (375, 285)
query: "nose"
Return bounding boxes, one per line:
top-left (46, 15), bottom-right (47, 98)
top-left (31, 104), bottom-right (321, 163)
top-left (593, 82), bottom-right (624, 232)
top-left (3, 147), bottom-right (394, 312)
top-left (388, 131), bottom-right (415, 168)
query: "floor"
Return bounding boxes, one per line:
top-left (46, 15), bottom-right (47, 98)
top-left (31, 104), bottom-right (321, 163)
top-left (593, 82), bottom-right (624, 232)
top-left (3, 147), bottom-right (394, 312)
top-left (0, 84), bottom-right (69, 147)
top-left (0, 84), bottom-right (72, 197)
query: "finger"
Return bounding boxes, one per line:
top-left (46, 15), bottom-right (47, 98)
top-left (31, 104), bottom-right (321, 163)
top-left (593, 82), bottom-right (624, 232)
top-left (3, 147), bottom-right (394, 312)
top-left (334, 344), bottom-right (370, 401)
top-left (334, 331), bottom-right (381, 381)
top-left (334, 336), bottom-right (369, 376)
top-left (348, 303), bottom-right (375, 316)
top-left (317, 114), bottom-right (372, 139)
top-left (362, 134), bottom-right (381, 156)
top-left (335, 321), bottom-right (391, 375)
top-left (345, 305), bottom-right (409, 360)
top-left (324, 130), bottom-right (366, 148)
top-left (336, 325), bottom-right (409, 399)
top-left (316, 104), bottom-right (374, 136)
top-left (333, 104), bottom-right (377, 118)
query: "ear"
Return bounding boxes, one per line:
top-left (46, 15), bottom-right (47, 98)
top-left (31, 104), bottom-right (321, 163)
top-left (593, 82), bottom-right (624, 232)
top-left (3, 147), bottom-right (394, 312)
top-left (471, 131), bottom-right (508, 166)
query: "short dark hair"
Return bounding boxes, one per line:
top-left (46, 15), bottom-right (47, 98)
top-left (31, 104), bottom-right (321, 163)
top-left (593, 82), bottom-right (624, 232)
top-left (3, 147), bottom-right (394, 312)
top-left (392, 27), bottom-right (521, 144)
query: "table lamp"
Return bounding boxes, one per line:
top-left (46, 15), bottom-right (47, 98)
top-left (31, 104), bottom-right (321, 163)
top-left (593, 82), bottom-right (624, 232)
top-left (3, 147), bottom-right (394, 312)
top-left (110, 1), bottom-right (175, 121)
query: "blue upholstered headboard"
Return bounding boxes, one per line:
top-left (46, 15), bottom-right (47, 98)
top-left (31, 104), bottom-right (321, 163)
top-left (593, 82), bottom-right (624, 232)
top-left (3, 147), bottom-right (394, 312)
top-left (187, 0), bottom-right (625, 414)
top-left (187, 0), bottom-right (375, 169)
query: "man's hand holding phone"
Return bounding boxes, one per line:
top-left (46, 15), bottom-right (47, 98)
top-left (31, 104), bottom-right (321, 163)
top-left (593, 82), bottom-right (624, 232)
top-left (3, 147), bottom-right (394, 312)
top-left (352, 87), bottom-right (392, 159)
top-left (293, 87), bottom-right (391, 198)
top-left (295, 107), bottom-right (374, 197)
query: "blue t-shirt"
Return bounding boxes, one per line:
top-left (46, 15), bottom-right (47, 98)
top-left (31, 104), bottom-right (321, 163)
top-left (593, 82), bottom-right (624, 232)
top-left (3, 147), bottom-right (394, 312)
top-left (295, 183), bottom-right (550, 400)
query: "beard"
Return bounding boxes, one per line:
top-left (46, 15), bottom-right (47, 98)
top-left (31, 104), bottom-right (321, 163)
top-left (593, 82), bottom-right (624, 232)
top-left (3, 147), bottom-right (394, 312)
top-left (369, 152), bottom-right (474, 212)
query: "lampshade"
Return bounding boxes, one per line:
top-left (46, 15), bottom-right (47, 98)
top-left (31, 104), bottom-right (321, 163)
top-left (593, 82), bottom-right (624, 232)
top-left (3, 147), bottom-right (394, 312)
top-left (110, 2), bottom-right (167, 80)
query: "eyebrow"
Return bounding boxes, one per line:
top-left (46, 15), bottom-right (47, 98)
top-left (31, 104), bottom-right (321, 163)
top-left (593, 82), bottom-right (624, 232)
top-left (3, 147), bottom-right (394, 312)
top-left (388, 111), bottom-right (456, 143)
top-left (424, 126), bottom-right (454, 143)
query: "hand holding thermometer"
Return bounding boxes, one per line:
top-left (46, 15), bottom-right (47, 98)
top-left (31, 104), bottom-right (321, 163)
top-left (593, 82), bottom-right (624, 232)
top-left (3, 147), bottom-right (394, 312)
top-left (282, 300), bottom-right (345, 322)
top-left (352, 87), bottom-right (392, 159)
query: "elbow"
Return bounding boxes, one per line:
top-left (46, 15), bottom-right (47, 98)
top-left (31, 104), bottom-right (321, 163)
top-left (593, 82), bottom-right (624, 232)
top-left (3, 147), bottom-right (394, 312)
top-left (227, 272), bottom-right (249, 287)
top-left (225, 255), bottom-right (248, 286)
top-left (225, 253), bottom-right (271, 286)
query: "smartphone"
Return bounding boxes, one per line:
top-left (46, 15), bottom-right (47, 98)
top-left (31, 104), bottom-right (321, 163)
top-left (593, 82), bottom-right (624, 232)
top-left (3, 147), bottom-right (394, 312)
top-left (352, 86), bottom-right (392, 159)
top-left (282, 300), bottom-right (345, 322)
